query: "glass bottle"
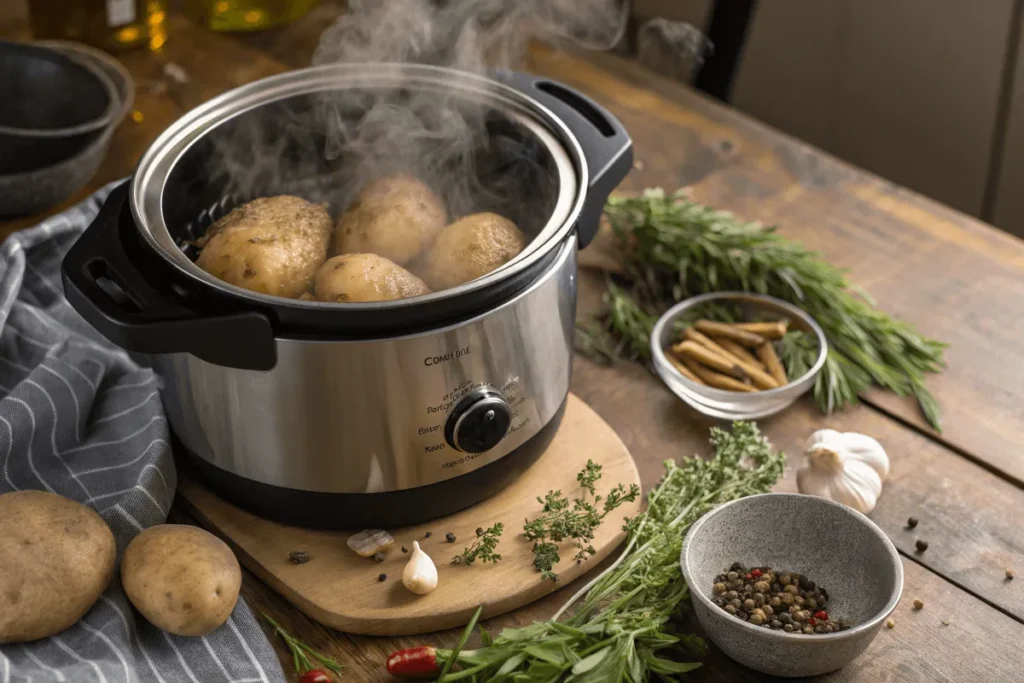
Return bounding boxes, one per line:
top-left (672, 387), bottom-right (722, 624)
top-left (27, 0), bottom-right (168, 52)
top-left (187, 0), bottom-right (319, 33)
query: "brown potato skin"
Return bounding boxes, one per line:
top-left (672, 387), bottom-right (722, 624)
top-left (334, 175), bottom-right (447, 266)
top-left (422, 212), bottom-right (526, 291)
top-left (314, 253), bottom-right (431, 303)
top-left (121, 524), bottom-right (241, 637)
top-left (196, 195), bottom-right (332, 299)
top-left (0, 491), bottom-right (116, 643)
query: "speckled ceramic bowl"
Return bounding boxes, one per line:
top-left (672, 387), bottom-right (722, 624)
top-left (681, 493), bottom-right (903, 677)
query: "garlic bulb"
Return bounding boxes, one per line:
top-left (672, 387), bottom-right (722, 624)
top-left (796, 429), bottom-right (889, 513)
top-left (402, 541), bottom-right (438, 595)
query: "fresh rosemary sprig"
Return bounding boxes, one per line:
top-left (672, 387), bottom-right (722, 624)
top-left (263, 613), bottom-right (343, 677)
top-left (523, 460), bottom-right (640, 581)
top-left (429, 421), bottom-right (785, 682)
top-left (452, 523), bottom-right (504, 565)
top-left (580, 189), bottom-right (946, 429)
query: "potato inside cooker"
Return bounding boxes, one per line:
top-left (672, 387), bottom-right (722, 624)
top-left (172, 90), bottom-right (559, 304)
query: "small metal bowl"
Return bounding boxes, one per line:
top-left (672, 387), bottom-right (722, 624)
top-left (650, 292), bottom-right (827, 420)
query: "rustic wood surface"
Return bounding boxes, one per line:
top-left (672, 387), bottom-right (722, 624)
top-left (176, 393), bottom-right (642, 636)
top-left (3, 2), bottom-right (1024, 681)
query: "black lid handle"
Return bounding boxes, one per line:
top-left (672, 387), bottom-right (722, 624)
top-left (498, 71), bottom-right (633, 248)
top-left (61, 182), bottom-right (277, 371)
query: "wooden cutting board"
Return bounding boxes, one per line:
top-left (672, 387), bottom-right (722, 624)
top-left (177, 393), bottom-right (641, 636)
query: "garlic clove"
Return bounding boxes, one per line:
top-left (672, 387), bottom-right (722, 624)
top-left (798, 429), bottom-right (888, 514)
top-left (402, 541), bottom-right (438, 595)
top-left (347, 529), bottom-right (394, 558)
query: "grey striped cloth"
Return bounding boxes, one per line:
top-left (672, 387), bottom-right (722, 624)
top-left (0, 183), bottom-right (286, 683)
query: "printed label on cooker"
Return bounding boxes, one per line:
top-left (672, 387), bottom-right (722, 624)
top-left (508, 415), bottom-right (531, 435)
top-left (418, 424), bottom-right (441, 435)
top-left (425, 442), bottom-right (446, 453)
top-left (423, 346), bottom-right (471, 367)
top-left (441, 452), bottom-right (485, 469)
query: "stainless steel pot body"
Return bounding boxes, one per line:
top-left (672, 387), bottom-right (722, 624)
top-left (154, 237), bottom-right (577, 494)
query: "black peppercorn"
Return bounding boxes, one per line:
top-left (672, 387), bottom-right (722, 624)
top-left (288, 550), bottom-right (309, 564)
top-left (445, 532), bottom-right (457, 543)
top-left (424, 531), bottom-right (432, 538)
top-left (770, 619), bottom-right (782, 630)
top-left (476, 527), bottom-right (484, 536)
top-left (378, 573), bottom-right (387, 582)
top-left (401, 546), bottom-right (408, 553)
top-left (372, 552), bottom-right (386, 562)
top-left (915, 539), bottom-right (929, 553)
top-left (730, 562), bottom-right (745, 572)
top-left (907, 516), bottom-right (918, 529)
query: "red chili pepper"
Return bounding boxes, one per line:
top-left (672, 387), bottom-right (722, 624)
top-left (298, 671), bottom-right (331, 683)
top-left (751, 569), bottom-right (763, 578)
top-left (386, 646), bottom-right (440, 680)
top-left (813, 610), bottom-right (829, 621)
top-left (808, 618), bottom-right (818, 626)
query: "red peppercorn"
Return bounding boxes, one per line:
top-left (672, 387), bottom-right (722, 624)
top-left (298, 671), bottom-right (331, 683)
top-left (751, 569), bottom-right (763, 578)
top-left (745, 573), bottom-right (752, 581)
top-left (808, 618), bottom-right (818, 626)
top-left (814, 610), bottom-right (829, 621)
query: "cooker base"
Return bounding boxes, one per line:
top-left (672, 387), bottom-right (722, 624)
top-left (175, 396), bottom-right (567, 529)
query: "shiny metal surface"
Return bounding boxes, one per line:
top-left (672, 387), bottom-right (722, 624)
top-left (130, 63), bottom-right (582, 311)
top-left (448, 390), bottom-right (510, 453)
top-left (155, 237), bottom-right (578, 493)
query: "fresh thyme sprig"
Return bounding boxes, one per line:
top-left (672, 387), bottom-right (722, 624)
top-left (262, 613), bottom-right (343, 677)
top-left (578, 189), bottom-right (947, 429)
top-left (426, 421), bottom-right (785, 682)
top-left (452, 523), bottom-right (504, 565)
top-left (523, 460), bottom-right (640, 581)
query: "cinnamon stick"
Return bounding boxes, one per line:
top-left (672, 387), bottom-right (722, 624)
top-left (694, 320), bottom-right (766, 347)
top-left (672, 341), bottom-right (746, 379)
top-left (712, 336), bottom-right (765, 370)
top-left (680, 356), bottom-right (758, 393)
top-left (731, 320), bottom-right (788, 339)
top-left (682, 329), bottom-right (779, 390)
top-left (757, 341), bottom-right (788, 385)
top-left (665, 352), bottom-right (705, 384)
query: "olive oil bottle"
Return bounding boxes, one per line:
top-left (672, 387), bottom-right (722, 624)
top-left (187, 0), bottom-right (319, 32)
top-left (27, 0), bottom-right (168, 52)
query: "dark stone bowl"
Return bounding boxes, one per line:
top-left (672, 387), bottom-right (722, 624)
top-left (0, 42), bottom-right (133, 218)
top-left (0, 40), bottom-right (120, 174)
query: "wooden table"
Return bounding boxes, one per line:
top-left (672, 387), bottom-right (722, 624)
top-left (3, 4), bottom-right (1024, 681)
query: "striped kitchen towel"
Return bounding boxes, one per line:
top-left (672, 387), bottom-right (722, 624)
top-left (0, 183), bottom-right (286, 683)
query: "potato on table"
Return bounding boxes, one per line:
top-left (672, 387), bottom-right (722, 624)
top-left (0, 490), bottom-right (116, 643)
top-left (314, 253), bottom-right (431, 303)
top-left (196, 195), bottom-right (332, 299)
top-left (121, 524), bottom-right (241, 637)
top-left (422, 212), bottom-right (526, 291)
top-left (334, 174), bottom-right (447, 266)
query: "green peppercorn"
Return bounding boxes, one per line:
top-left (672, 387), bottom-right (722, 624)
top-left (724, 604), bottom-right (737, 615)
top-left (784, 585), bottom-right (799, 595)
top-left (803, 625), bottom-right (814, 634)
top-left (825, 624), bottom-right (835, 633)
top-left (763, 605), bottom-right (774, 616)
top-left (730, 599), bottom-right (742, 609)
top-left (806, 598), bottom-right (818, 610)
top-left (743, 598), bottom-right (756, 611)
top-left (727, 571), bottom-right (739, 581)
top-left (725, 590), bottom-right (739, 601)
top-left (754, 580), bottom-right (770, 593)
top-left (742, 584), bottom-right (754, 595)
top-left (781, 593), bottom-right (795, 606)
top-left (814, 625), bottom-right (827, 634)
top-left (713, 582), bottom-right (727, 594)
top-left (794, 610), bottom-right (806, 623)
top-left (769, 596), bottom-right (782, 608)
top-left (770, 619), bottom-right (782, 630)
top-left (753, 593), bottom-right (766, 607)
top-left (783, 623), bottom-right (795, 632)
top-left (749, 613), bottom-right (764, 626)
top-left (779, 574), bottom-right (792, 586)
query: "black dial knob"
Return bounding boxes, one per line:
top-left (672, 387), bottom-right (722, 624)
top-left (445, 388), bottom-right (512, 453)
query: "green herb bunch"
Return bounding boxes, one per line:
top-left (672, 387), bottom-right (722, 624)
top-left (453, 523), bottom-right (504, 566)
top-left (524, 460), bottom-right (641, 581)
top-left (431, 421), bottom-right (785, 681)
top-left (262, 613), bottom-right (344, 677)
top-left (577, 189), bottom-right (947, 429)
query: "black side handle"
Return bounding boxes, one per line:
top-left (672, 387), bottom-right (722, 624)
top-left (498, 71), bottom-right (633, 248)
top-left (61, 182), bottom-right (277, 371)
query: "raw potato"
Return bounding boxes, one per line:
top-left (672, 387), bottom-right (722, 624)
top-left (196, 195), bottom-right (332, 299)
top-left (334, 174), bottom-right (447, 266)
top-left (0, 490), bottom-right (116, 643)
top-left (121, 524), bottom-right (241, 637)
top-left (314, 253), bottom-right (431, 303)
top-left (422, 212), bottom-right (526, 290)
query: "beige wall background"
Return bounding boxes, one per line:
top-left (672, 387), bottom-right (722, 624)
top-left (636, 0), bottom-right (1024, 238)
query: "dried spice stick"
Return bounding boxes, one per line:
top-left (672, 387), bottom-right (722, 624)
top-left (680, 356), bottom-right (758, 392)
top-left (757, 341), bottom-right (788, 385)
top-left (666, 353), bottom-right (705, 384)
top-left (713, 337), bottom-right (765, 369)
top-left (683, 329), bottom-right (779, 390)
top-left (694, 319), bottom-right (765, 347)
top-left (732, 320), bottom-right (789, 339)
top-left (672, 341), bottom-right (746, 379)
